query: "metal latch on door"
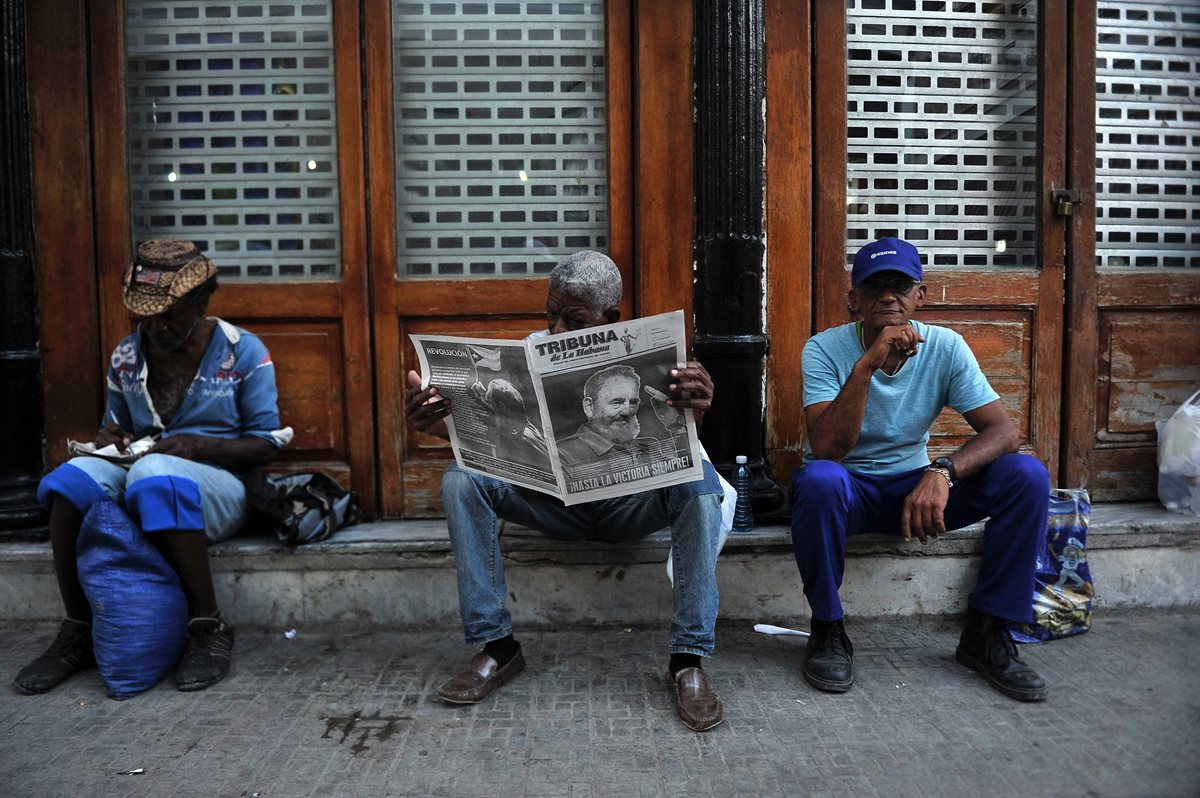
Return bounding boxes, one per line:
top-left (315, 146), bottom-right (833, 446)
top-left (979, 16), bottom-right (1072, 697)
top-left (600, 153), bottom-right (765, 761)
top-left (1051, 189), bottom-right (1082, 217)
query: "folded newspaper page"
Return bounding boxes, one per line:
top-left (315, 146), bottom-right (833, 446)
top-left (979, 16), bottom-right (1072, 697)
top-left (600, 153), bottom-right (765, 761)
top-left (410, 310), bottom-right (705, 505)
top-left (67, 436), bottom-right (157, 465)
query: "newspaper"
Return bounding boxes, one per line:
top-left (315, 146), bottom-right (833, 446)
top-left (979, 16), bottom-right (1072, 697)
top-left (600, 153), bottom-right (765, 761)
top-left (67, 436), bottom-right (157, 465)
top-left (410, 310), bottom-right (705, 505)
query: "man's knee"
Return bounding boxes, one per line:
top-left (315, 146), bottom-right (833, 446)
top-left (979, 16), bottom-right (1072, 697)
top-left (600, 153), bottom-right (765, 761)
top-left (440, 463), bottom-right (499, 511)
top-left (990, 453), bottom-right (1050, 493)
top-left (37, 462), bottom-right (112, 515)
top-left (126, 453), bottom-right (186, 483)
top-left (664, 460), bottom-right (722, 518)
top-left (124, 457), bottom-right (205, 533)
top-left (792, 460), bottom-right (852, 507)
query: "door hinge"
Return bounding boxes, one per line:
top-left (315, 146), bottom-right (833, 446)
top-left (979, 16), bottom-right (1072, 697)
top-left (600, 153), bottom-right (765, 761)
top-left (1051, 188), bottom-right (1082, 218)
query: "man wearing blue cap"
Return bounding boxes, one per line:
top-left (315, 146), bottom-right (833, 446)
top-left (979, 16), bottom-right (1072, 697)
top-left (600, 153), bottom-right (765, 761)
top-left (791, 237), bottom-right (1050, 701)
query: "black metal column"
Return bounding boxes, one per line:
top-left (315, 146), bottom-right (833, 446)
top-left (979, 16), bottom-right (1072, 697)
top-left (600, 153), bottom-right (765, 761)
top-left (692, 0), bottom-right (783, 512)
top-left (0, 0), bottom-right (48, 540)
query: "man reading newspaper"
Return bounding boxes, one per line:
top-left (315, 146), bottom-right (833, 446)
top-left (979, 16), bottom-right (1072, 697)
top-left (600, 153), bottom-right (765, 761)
top-left (405, 250), bottom-right (731, 732)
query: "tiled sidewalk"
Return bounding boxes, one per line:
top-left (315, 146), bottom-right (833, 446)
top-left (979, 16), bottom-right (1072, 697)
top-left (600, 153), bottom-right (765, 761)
top-left (1, 612), bottom-right (1196, 797)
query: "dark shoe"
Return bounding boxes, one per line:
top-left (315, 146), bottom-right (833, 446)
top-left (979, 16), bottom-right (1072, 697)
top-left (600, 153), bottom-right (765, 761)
top-left (955, 609), bottom-right (1047, 701)
top-left (176, 615), bottom-right (235, 692)
top-left (14, 618), bottom-right (94, 695)
top-left (803, 618), bottom-right (854, 692)
top-left (670, 667), bottom-right (724, 732)
top-left (437, 647), bottom-right (526, 704)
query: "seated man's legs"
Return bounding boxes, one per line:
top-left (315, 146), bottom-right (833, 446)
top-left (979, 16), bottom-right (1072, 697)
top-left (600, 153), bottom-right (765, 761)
top-left (791, 460), bottom-right (860, 624)
top-left (437, 463), bottom-right (590, 704)
top-left (790, 459), bottom-right (876, 692)
top-left (943, 453), bottom-right (1048, 623)
top-left (588, 462), bottom-right (723, 656)
top-left (943, 453), bottom-right (1050, 701)
top-left (439, 461), bottom-right (726, 730)
top-left (125, 453), bottom-right (246, 691)
top-left (589, 461), bottom-right (725, 731)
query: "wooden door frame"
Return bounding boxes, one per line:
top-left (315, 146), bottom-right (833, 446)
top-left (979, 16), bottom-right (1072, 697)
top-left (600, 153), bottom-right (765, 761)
top-left (29, 0), bottom-right (104, 464)
top-left (764, 0), bottom-right (813, 478)
top-left (366, 0), bottom-right (690, 517)
top-left (1062, 0), bottom-right (1200, 496)
top-left (57, 0), bottom-right (376, 508)
top-left (807, 0), bottom-right (1067, 475)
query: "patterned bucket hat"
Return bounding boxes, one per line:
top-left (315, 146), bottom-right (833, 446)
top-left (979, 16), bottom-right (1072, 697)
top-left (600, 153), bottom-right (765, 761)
top-left (122, 240), bottom-right (217, 316)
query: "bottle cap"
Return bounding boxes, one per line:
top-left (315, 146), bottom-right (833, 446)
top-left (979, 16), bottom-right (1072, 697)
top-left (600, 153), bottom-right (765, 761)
top-left (735, 455), bottom-right (748, 464)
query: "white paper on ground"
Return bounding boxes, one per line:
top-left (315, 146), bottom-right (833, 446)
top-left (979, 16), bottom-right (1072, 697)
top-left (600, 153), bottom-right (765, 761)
top-left (753, 623), bottom-right (810, 638)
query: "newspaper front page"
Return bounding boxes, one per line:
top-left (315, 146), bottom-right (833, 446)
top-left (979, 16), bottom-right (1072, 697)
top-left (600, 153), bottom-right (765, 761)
top-left (410, 310), bottom-right (705, 505)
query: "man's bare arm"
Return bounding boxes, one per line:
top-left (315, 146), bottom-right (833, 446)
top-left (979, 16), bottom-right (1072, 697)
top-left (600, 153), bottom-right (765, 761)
top-left (150, 435), bottom-right (278, 470)
top-left (900, 399), bottom-right (1018, 543)
top-left (806, 324), bottom-right (925, 461)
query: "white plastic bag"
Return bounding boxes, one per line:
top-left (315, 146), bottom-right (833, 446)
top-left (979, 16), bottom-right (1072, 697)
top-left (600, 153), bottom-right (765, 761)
top-left (1156, 388), bottom-right (1200, 516)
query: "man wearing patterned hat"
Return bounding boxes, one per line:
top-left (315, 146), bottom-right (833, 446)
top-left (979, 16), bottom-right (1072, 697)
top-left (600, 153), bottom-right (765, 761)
top-left (790, 237), bottom-right (1051, 702)
top-left (15, 240), bottom-right (293, 695)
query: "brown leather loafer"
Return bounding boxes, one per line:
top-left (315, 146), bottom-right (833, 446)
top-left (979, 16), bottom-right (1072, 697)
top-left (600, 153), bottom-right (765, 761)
top-left (437, 648), bottom-right (526, 704)
top-left (670, 667), bottom-right (724, 732)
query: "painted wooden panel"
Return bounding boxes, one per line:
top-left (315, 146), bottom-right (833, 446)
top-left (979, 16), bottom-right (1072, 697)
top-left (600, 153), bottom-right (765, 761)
top-left (917, 312), bottom-right (1034, 446)
top-left (1102, 314), bottom-right (1200, 436)
top-left (252, 324), bottom-right (345, 458)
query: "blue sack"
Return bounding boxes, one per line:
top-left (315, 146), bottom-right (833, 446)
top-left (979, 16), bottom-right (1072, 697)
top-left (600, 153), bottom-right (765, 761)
top-left (76, 500), bottom-right (188, 699)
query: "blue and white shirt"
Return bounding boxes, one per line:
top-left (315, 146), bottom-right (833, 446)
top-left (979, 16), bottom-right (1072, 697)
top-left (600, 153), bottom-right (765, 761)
top-left (105, 318), bottom-right (293, 450)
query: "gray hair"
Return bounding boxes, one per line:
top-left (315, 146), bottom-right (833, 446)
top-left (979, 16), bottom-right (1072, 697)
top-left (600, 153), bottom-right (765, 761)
top-left (549, 250), bottom-right (622, 313)
top-left (583, 364), bottom-right (640, 405)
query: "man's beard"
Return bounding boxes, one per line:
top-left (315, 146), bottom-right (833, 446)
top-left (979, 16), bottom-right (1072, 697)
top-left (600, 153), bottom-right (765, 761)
top-left (593, 414), bottom-right (639, 445)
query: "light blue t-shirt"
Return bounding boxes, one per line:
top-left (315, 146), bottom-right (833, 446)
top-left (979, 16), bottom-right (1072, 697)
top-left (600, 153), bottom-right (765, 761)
top-left (801, 320), bottom-right (999, 475)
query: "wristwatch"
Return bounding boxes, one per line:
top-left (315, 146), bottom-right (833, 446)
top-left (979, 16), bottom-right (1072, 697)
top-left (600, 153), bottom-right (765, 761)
top-left (930, 456), bottom-right (957, 483)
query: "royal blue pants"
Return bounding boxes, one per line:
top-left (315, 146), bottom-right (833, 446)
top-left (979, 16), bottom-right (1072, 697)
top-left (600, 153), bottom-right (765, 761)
top-left (790, 454), bottom-right (1049, 624)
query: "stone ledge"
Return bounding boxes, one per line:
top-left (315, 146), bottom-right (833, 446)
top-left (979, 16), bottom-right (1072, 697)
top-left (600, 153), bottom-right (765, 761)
top-left (0, 502), bottom-right (1195, 572)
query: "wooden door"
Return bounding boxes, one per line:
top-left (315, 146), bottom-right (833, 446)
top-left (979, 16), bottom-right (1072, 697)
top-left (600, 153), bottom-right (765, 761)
top-left (1062, 0), bottom-right (1200, 500)
top-left (87, 0), bottom-right (376, 508)
top-left (365, 1), bottom-right (695, 517)
top-left (771, 0), bottom-right (1069, 478)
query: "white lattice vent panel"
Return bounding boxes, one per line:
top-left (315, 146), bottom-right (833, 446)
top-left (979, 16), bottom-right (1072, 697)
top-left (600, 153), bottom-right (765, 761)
top-left (1096, 0), bottom-right (1200, 269)
top-left (393, 1), bottom-right (609, 278)
top-left (126, 1), bottom-right (342, 280)
top-left (846, 0), bottom-right (1039, 270)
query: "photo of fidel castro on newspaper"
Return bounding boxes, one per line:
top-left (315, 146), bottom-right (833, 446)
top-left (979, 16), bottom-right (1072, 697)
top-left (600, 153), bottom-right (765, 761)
top-left (409, 310), bottom-right (704, 505)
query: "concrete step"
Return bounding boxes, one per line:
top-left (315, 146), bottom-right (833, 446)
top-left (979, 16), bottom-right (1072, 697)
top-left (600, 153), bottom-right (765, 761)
top-left (2, 503), bottom-right (1197, 629)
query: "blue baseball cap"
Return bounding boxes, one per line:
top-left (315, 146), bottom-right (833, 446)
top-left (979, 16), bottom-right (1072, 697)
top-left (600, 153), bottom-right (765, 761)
top-left (851, 237), bottom-right (923, 287)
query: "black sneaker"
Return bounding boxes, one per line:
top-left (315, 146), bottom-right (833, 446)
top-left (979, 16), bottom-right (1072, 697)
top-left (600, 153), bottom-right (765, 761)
top-left (955, 608), bottom-right (1047, 701)
top-left (803, 618), bottom-right (854, 692)
top-left (14, 618), bottom-right (94, 695)
top-left (176, 615), bottom-right (235, 692)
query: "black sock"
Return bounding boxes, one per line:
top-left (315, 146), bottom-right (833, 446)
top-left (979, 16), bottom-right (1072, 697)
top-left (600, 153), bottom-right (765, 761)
top-left (483, 634), bottom-right (520, 666)
top-left (669, 653), bottom-right (702, 676)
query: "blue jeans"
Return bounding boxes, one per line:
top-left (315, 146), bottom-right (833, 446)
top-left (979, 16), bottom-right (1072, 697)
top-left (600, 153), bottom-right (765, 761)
top-left (441, 461), bottom-right (724, 656)
top-left (790, 454), bottom-right (1049, 624)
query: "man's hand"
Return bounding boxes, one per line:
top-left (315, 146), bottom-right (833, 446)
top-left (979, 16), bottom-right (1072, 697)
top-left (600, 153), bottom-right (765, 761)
top-left (150, 434), bottom-right (212, 462)
top-left (667, 361), bottom-right (714, 427)
top-left (862, 324), bottom-right (925, 371)
top-left (95, 422), bottom-right (132, 451)
top-left (901, 470), bottom-right (950, 544)
top-left (406, 369), bottom-right (451, 440)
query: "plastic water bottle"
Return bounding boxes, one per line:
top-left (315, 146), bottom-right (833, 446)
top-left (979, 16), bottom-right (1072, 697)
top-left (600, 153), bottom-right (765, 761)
top-left (732, 455), bottom-right (754, 533)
